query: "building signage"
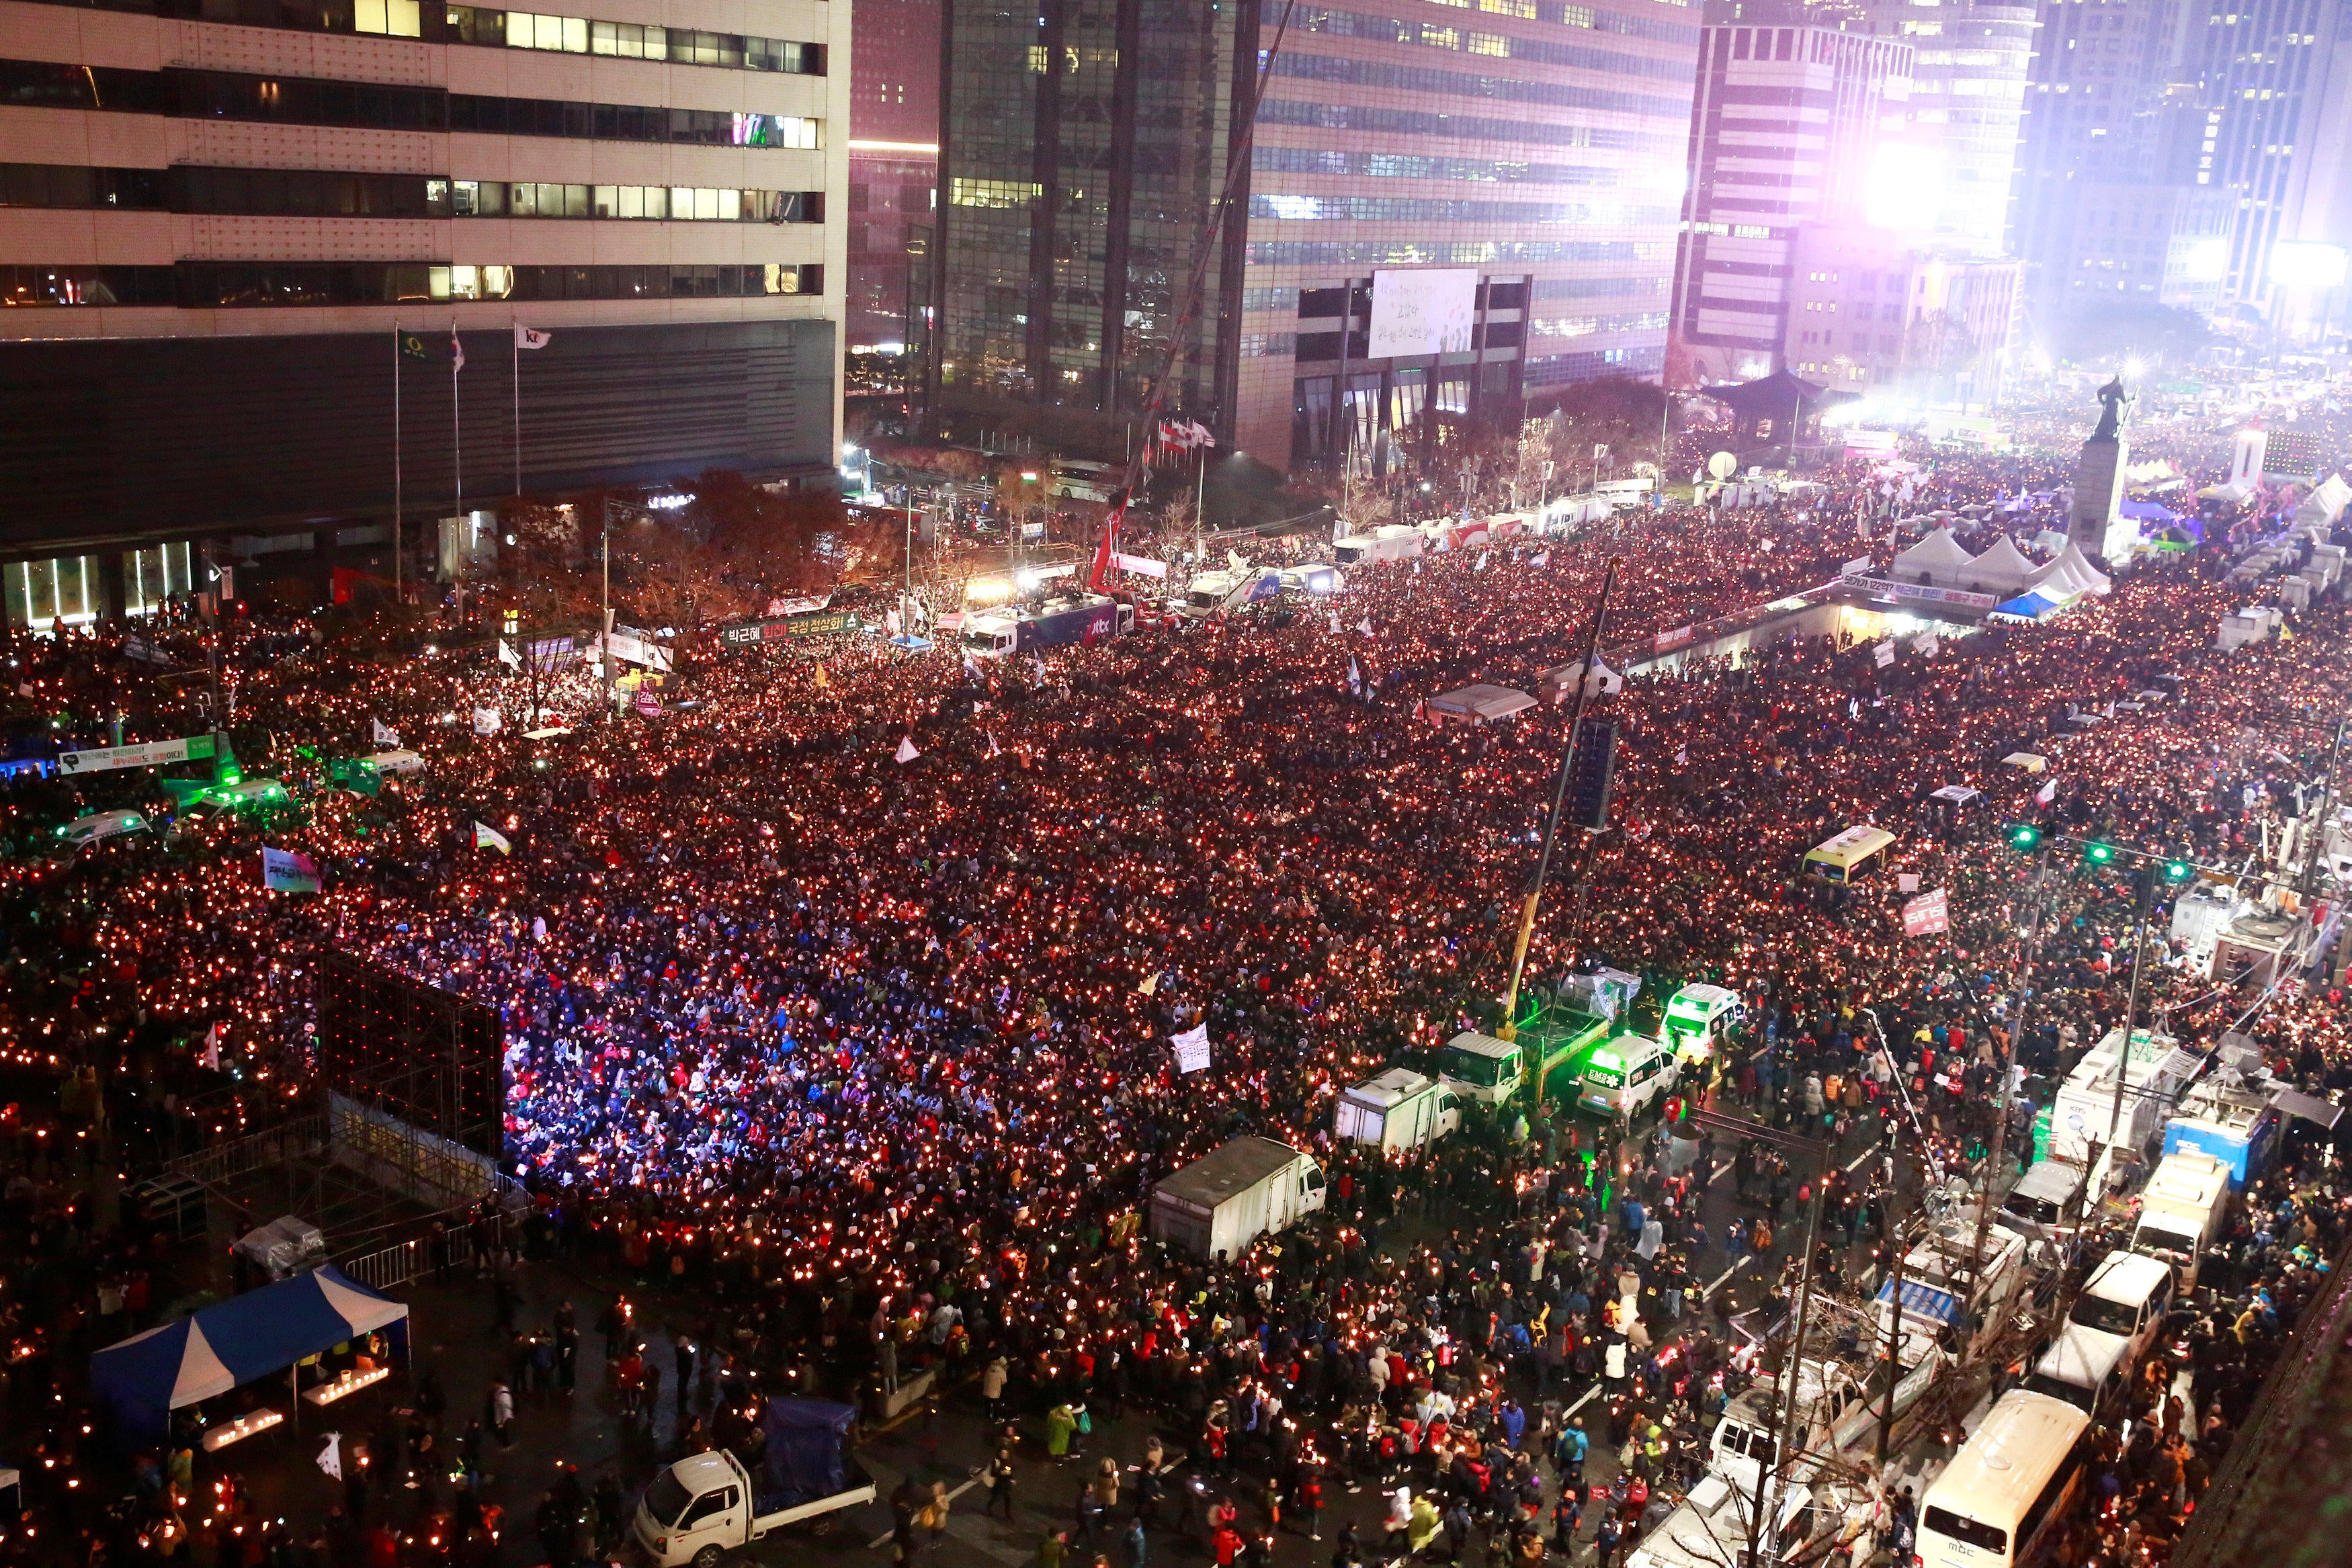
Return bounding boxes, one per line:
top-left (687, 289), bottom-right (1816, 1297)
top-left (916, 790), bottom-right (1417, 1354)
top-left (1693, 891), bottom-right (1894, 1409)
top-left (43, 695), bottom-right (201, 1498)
top-left (58, 734), bottom-right (217, 776)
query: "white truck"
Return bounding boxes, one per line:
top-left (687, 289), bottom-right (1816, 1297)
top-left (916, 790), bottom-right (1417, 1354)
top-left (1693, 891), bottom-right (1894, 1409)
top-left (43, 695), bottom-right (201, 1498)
top-left (634, 1403), bottom-right (874, 1567)
top-left (1335, 1069), bottom-right (1463, 1152)
top-left (1436, 1031), bottom-right (1525, 1106)
top-left (1624, 1471), bottom-right (1818, 1568)
top-left (2129, 1149), bottom-right (2230, 1286)
top-left (1179, 563), bottom-right (1283, 618)
top-left (1148, 1136), bottom-right (1327, 1258)
top-left (1332, 525), bottom-right (1425, 566)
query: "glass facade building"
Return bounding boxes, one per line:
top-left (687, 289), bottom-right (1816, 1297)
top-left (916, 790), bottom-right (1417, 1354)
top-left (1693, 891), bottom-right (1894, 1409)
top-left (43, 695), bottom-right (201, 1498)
top-left (932, 0), bottom-right (1699, 473)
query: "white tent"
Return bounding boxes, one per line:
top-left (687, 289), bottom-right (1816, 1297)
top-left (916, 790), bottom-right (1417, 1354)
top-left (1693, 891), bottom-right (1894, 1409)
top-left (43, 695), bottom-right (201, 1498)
top-left (2031, 529), bottom-right (2071, 556)
top-left (1964, 535), bottom-right (2040, 593)
top-left (1537, 656), bottom-right (1624, 703)
top-left (1426, 683), bottom-right (1538, 726)
top-left (1889, 527), bottom-right (1978, 587)
top-left (2028, 541), bottom-right (2112, 597)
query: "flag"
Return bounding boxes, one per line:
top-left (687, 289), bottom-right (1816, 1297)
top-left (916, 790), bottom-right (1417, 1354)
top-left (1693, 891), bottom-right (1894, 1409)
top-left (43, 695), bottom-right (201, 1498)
top-left (1138, 971), bottom-right (1161, 996)
top-left (1347, 657), bottom-right (1363, 697)
top-left (1675, 747), bottom-right (1689, 767)
top-left (513, 324), bottom-right (552, 350)
top-left (317, 1434), bottom-right (343, 1481)
top-left (499, 639), bottom-right (521, 670)
top-left (1328, 612), bottom-right (1343, 636)
top-left (450, 327), bottom-right (465, 372)
top-left (1187, 420), bottom-right (1214, 448)
top-left (201, 1021), bottom-right (222, 1072)
top-left (372, 720), bottom-right (400, 747)
top-left (474, 820), bottom-right (511, 854)
top-left (988, 732), bottom-right (1002, 757)
top-left (2036, 777), bottom-right (2058, 805)
top-left (472, 705), bottom-right (501, 734)
top-left (1357, 617), bottom-right (1375, 637)
top-left (263, 847), bottom-right (321, 894)
top-left (398, 329), bottom-right (429, 361)
top-left (1172, 1022), bottom-right (1210, 1074)
top-left (1530, 550), bottom-right (1550, 568)
top-left (895, 736), bottom-right (921, 764)
top-left (1476, 550), bottom-right (1490, 572)
top-left (813, 662), bottom-right (831, 690)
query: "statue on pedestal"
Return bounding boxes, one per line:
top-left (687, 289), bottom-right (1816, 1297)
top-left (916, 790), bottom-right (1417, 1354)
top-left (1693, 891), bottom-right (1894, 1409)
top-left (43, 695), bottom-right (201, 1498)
top-left (2091, 374), bottom-right (2134, 441)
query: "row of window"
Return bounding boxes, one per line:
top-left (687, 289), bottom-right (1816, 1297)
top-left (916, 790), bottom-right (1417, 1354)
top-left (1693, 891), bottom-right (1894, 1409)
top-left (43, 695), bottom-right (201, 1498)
top-left (1290, 280), bottom-right (1531, 316)
top-left (1529, 310), bottom-right (1669, 337)
top-left (0, 260), bottom-right (821, 307)
top-left (40, 0), bottom-right (823, 76)
top-left (0, 60), bottom-right (823, 148)
top-left (0, 163), bottom-right (822, 222)
top-left (1247, 238), bottom-right (1668, 265)
top-left (1271, 51), bottom-right (1691, 123)
top-left (1251, 193), bottom-right (1676, 226)
top-left (1294, 320), bottom-right (1528, 359)
top-left (1412, 0), bottom-right (1699, 44)
top-left (1286, 5), bottom-right (1699, 82)
top-left (1258, 99), bottom-right (1681, 156)
top-left (1534, 273), bottom-right (1668, 300)
top-left (1254, 146), bottom-right (1628, 187)
top-left (1523, 345), bottom-right (1662, 385)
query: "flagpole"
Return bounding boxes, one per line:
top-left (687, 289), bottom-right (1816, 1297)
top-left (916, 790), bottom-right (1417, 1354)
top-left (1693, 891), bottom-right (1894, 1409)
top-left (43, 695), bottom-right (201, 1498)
top-left (451, 317), bottom-right (463, 522)
top-left (511, 319), bottom-right (521, 498)
top-left (392, 321), bottom-right (403, 607)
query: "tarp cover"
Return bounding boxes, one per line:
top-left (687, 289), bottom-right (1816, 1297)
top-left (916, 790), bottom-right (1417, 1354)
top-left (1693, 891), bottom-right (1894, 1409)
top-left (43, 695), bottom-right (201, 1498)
top-left (761, 1397), bottom-right (856, 1506)
top-left (91, 1265), bottom-right (408, 1441)
top-left (1994, 591), bottom-right (2067, 620)
top-left (1877, 1277), bottom-right (1966, 1327)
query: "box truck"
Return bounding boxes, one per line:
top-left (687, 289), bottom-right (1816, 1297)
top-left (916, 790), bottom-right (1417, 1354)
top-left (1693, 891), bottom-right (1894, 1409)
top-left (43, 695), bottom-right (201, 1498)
top-left (1335, 1069), bottom-right (1463, 1152)
top-left (2129, 1150), bottom-right (2230, 1286)
top-left (1333, 525), bottom-right (1425, 566)
top-left (1148, 1137), bottom-right (1327, 1258)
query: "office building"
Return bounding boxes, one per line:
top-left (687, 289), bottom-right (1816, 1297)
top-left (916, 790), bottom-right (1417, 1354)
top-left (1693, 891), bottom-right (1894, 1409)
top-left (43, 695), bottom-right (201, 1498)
top-left (2189, 0), bottom-right (2352, 312)
top-left (847, 0), bottom-right (937, 352)
top-left (1671, 16), bottom-right (1914, 384)
top-left (1872, 0), bottom-right (2036, 257)
top-left (929, 0), bottom-right (1701, 474)
top-left (1781, 224), bottom-right (2020, 400)
top-left (0, 0), bottom-right (846, 625)
top-left (2009, 0), bottom-right (2230, 320)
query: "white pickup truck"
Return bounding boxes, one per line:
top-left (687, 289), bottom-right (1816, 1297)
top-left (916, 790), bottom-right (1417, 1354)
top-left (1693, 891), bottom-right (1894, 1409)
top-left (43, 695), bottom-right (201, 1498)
top-left (634, 1433), bottom-right (874, 1567)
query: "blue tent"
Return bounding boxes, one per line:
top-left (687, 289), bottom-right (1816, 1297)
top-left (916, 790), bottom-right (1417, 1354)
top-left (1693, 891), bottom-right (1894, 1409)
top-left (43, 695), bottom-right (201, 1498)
top-left (91, 1265), bottom-right (409, 1442)
top-left (1992, 590), bottom-right (2066, 620)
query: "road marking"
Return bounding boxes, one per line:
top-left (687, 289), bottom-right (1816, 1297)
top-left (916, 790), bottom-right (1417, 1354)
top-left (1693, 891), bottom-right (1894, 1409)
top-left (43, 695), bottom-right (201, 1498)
top-left (1845, 1143), bottom-right (1880, 1175)
top-left (868, 1473), bottom-right (986, 1549)
top-left (1702, 1258), bottom-right (1748, 1299)
top-left (1562, 1383), bottom-right (1602, 1417)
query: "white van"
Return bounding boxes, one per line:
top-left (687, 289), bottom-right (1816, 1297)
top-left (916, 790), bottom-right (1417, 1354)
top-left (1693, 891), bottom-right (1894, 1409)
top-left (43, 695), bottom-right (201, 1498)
top-left (1916, 1391), bottom-right (2089, 1568)
top-left (1576, 1035), bottom-right (1675, 1120)
top-left (1660, 984), bottom-right (1742, 1064)
top-left (2023, 1250), bottom-right (2171, 1413)
top-left (58, 809), bottom-right (154, 852)
top-left (1998, 1159), bottom-right (2087, 1242)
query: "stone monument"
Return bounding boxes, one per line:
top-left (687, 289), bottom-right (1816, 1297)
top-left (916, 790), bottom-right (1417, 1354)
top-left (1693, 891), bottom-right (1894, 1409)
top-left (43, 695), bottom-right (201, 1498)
top-left (2069, 374), bottom-right (2134, 566)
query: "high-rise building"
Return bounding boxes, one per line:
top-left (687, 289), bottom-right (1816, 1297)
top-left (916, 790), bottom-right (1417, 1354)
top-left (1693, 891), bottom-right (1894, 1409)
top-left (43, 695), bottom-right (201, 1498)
top-left (847, 0), bottom-right (938, 353)
top-left (2008, 0), bottom-right (2230, 322)
top-left (2190, 0), bottom-right (2352, 310)
top-left (1781, 224), bottom-right (2020, 400)
top-left (1872, 0), bottom-right (2036, 257)
top-left (930, 0), bottom-right (1700, 474)
top-left (0, 0), bottom-right (846, 623)
top-left (1671, 16), bottom-right (1914, 384)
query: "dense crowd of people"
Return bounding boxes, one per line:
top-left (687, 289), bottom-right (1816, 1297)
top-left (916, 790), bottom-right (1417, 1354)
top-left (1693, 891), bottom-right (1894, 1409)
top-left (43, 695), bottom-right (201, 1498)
top-left (2, 384), bottom-right (2351, 1567)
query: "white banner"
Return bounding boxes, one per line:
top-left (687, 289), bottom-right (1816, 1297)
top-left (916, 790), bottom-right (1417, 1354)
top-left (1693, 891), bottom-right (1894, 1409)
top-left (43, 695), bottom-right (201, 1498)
top-left (590, 630), bottom-right (674, 672)
top-left (1114, 553), bottom-right (1169, 579)
top-left (57, 736), bottom-right (213, 776)
top-left (1172, 1023), bottom-right (1210, 1074)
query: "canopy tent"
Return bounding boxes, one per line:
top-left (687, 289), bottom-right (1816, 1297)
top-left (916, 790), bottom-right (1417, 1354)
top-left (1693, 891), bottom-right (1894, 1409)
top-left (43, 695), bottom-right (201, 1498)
top-left (1964, 534), bottom-right (2040, 593)
top-left (2028, 541), bottom-right (2112, 597)
top-left (2119, 498), bottom-right (2183, 523)
top-left (1426, 684), bottom-right (1538, 726)
top-left (91, 1265), bottom-right (409, 1442)
top-left (1890, 527), bottom-right (1980, 589)
top-left (1536, 656), bottom-right (1624, 703)
top-left (2031, 529), bottom-right (2072, 555)
top-left (1992, 590), bottom-right (2068, 621)
top-left (2001, 752), bottom-right (2048, 773)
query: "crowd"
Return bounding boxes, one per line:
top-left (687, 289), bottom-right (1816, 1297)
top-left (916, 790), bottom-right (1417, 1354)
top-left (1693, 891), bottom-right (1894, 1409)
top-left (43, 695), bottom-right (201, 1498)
top-left (0, 389), bottom-right (2351, 1567)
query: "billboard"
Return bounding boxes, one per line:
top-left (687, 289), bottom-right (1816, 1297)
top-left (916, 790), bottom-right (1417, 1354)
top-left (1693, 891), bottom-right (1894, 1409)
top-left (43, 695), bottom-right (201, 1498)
top-left (1369, 269), bottom-right (1478, 359)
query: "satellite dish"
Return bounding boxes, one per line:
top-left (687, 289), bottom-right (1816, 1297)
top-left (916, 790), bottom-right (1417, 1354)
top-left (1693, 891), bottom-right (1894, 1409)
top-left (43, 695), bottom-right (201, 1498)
top-left (1707, 451), bottom-right (1738, 480)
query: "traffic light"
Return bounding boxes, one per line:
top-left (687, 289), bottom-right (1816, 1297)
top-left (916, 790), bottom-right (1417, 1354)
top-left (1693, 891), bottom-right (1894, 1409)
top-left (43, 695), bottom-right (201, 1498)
top-left (2162, 858), bottom-right (2195, 884)
top-left (2005, 823), bottom-right (2044, 852)
top-left (2083, 840), bottom-right (2118, 866)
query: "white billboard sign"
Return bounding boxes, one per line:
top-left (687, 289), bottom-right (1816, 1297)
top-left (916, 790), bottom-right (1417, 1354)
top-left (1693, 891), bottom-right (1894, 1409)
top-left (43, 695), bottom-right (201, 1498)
top-left (1369, 269), bottom-right (1478, 359)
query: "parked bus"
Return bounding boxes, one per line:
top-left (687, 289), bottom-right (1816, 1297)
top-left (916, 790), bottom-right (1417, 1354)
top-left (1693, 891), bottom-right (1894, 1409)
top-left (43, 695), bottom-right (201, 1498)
top-left (1915, 1391), bottom-right (2090, 1568)
top-left (1802, 825), bottom-right (1896, 883)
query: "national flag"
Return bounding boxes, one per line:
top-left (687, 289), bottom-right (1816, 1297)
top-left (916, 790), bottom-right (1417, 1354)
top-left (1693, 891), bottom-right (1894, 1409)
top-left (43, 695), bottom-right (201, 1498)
top-left (1347, 657), bottom-right (1363, 697)
top-left (263, 846), bottom-right (322, 893)
top-left (1187, 420), bottom-right (1214, 448)
top-left (372, 719), bottom-right (400, 747)
top-left (1475, 550), bottom-right (1490, 572)
top-left (201, 1020), bottom-right (223, 1071)
top-left (473, 820), bottom-right (512, 854)
top-left (2036, 777), bottom-right (2058, 805)
top-left (895, 736), bottom-right (921, 764)
top-left (398, 329), bottom-right (429, 361)
top-left (1357, 616), bottom-right (1375, 637)
top-left (1530, 550), bottom-right (1550, 568)
top-left (450, 328), bottom-right (466, 372)
top-left (513, 324), bottom-right (552, 350)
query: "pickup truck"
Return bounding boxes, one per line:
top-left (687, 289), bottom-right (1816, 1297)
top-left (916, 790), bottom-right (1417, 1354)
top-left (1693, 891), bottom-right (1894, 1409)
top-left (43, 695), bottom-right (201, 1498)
top-left (633, 1399), bottom-right (874, 1567)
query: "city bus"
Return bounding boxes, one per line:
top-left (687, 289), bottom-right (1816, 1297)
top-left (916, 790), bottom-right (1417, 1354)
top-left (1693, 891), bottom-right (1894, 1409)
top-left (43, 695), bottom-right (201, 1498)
top-left (1802, 825), bottom-right (1896, 883)
top-left (1048, 459), bottom-right (1117, 503)
top-left (1915, 1391), bottom-right (2090, 1568)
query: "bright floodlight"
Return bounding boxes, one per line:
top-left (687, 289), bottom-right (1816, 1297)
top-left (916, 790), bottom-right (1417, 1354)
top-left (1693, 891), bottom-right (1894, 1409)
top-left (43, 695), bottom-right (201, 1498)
top-left (2122, 357), bottom-right (2146, 379)
top-left (1863, 143), bottom-right (1943, 234)
top-left (2270, 241), bottom-right (2348, 290)
top-left (2176, 236), bottom-right (2227, 284)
